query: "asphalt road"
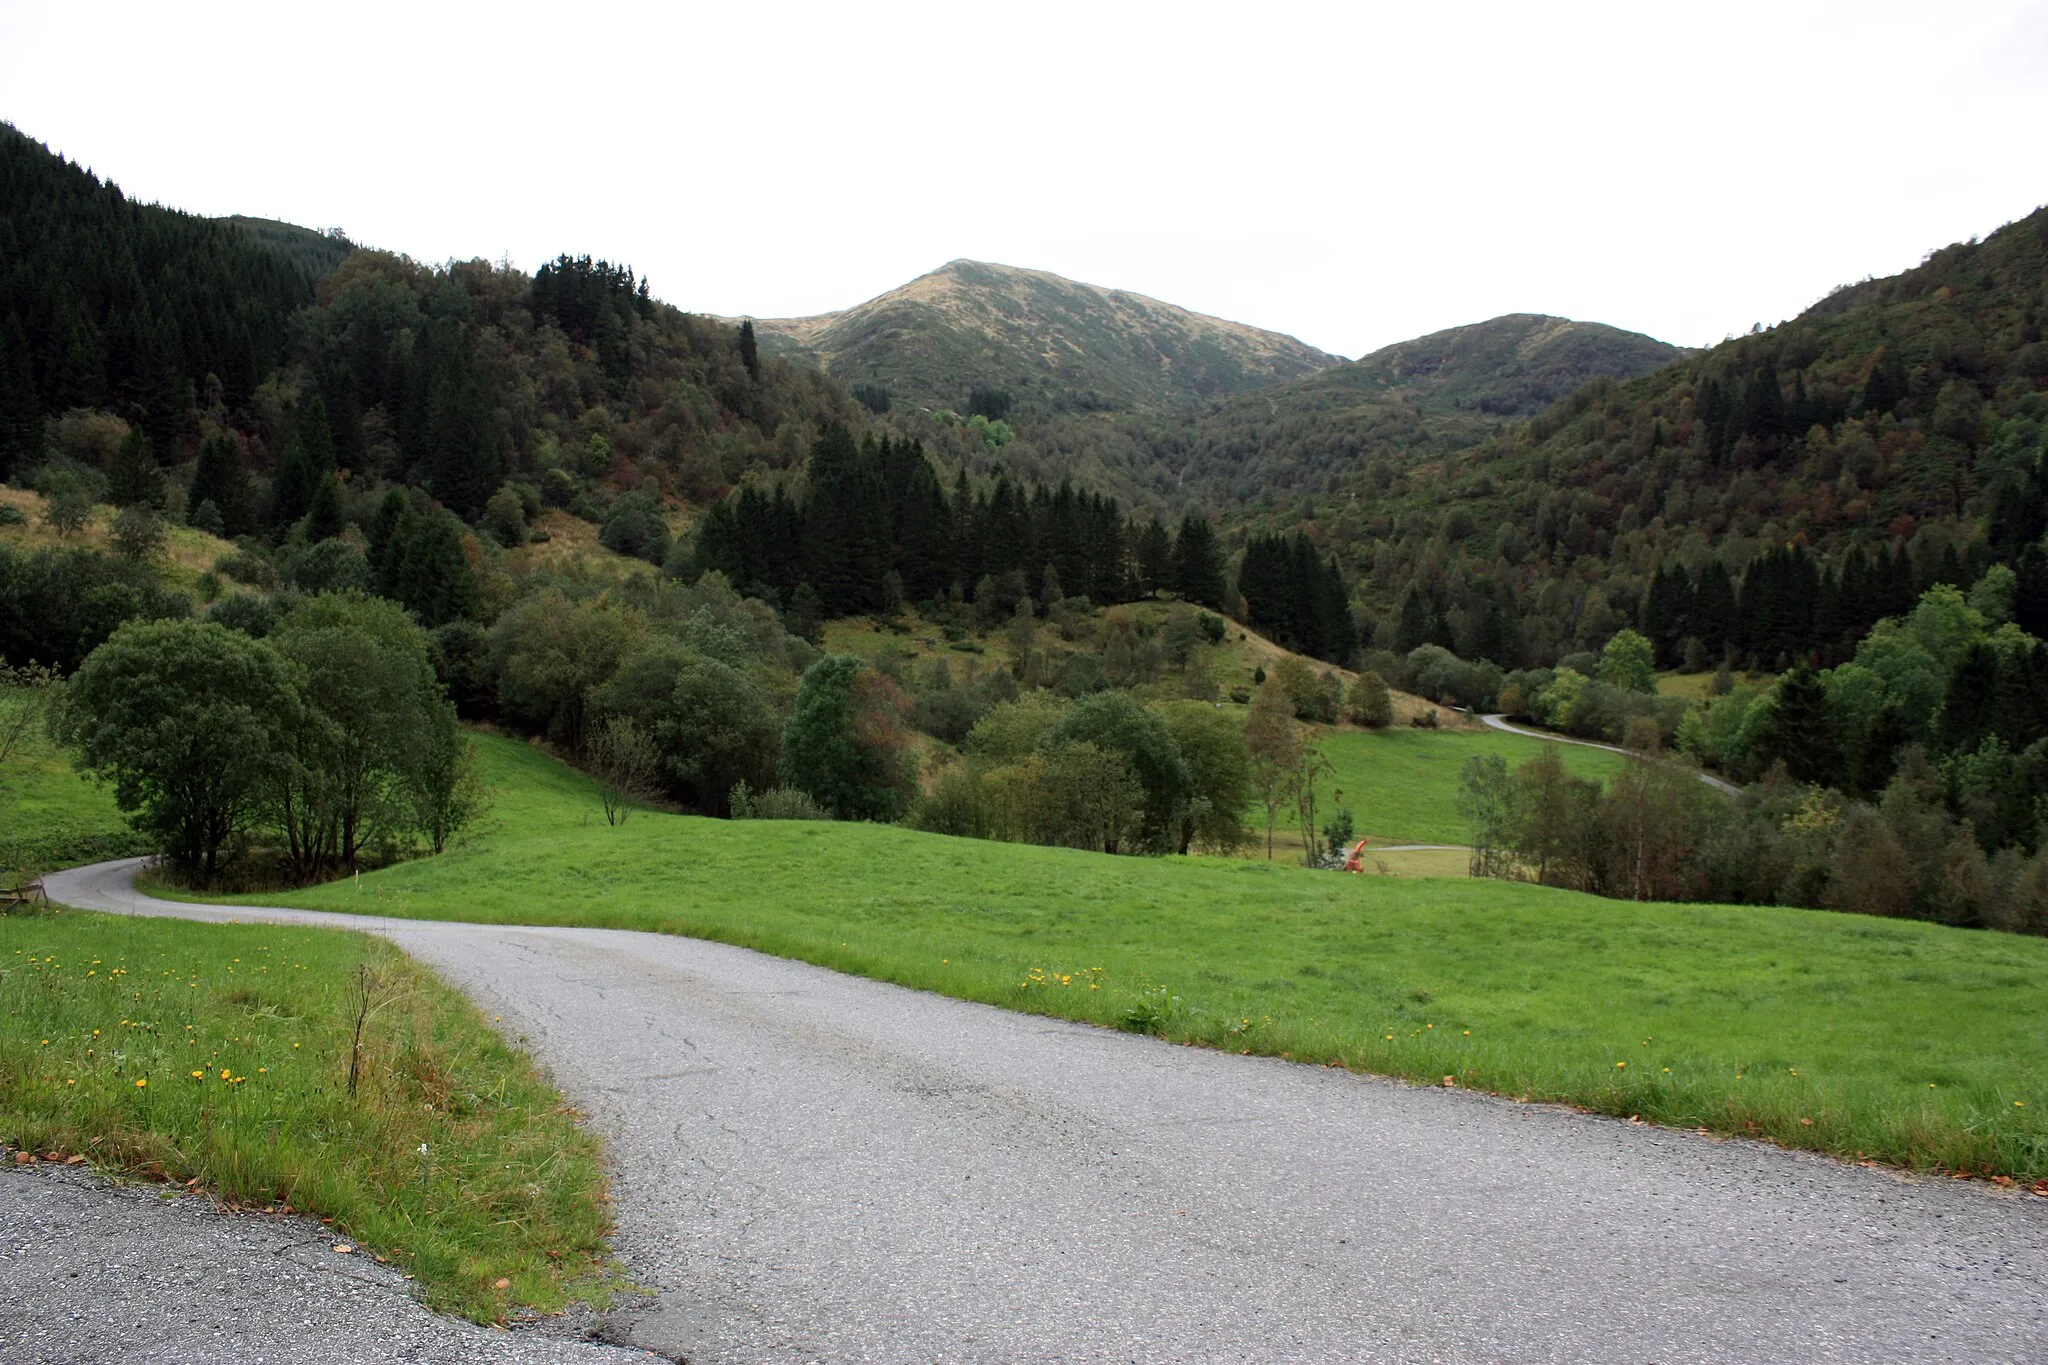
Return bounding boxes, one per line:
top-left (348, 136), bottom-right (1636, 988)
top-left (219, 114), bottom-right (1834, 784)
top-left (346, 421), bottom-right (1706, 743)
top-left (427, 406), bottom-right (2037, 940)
top-left (40, 858), bottom-right (2048, 1363)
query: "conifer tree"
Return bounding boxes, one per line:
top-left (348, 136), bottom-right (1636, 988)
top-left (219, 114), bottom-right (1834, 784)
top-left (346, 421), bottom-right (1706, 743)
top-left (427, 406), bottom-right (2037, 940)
top-left (189, 435), bottom-right (250, 536)
top-left (1171, 514), bottom-right (1226, 610)
top-left (270, 434), bottom-right (317, 528)
top-left (107, 427), bottom-right (163, 509)
top-left (303, 471), bottom-right (344, 541)
top-left (738, 320), bottom-right (760, 382)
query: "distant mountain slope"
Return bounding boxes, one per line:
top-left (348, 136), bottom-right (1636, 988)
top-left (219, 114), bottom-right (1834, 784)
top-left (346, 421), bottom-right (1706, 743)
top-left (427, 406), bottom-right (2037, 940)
top-left (1170, 314), bottom-right (1687, 502)
top-left (747, 259), bottom-right (1345, 416)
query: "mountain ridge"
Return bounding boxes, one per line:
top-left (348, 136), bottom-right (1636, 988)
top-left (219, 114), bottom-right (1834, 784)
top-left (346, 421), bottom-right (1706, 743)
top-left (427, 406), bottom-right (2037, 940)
top-left (741, 258), bottom-right (1346, 415)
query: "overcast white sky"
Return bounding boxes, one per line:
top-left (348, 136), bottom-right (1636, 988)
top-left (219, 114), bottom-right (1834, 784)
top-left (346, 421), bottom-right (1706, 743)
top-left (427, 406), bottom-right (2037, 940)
top-left (3, 1), bottom-right (2044, 359)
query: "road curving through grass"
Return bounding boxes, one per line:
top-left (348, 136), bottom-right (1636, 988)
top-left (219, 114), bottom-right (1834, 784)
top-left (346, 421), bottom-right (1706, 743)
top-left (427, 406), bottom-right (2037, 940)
top-left (143, 731), bottom-right (2048, 1184)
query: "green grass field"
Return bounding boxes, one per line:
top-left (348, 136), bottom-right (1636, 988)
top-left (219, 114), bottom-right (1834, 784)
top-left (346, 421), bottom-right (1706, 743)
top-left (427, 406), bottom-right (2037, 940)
top-left (1, 689), bottom-right (153, 876)
top-left (1295, 727), bottom-right (1628, 850)
top-left (176, 732), bottom-right (2048, 1182)
top-left (0, 907), bottom-right (618, 1321)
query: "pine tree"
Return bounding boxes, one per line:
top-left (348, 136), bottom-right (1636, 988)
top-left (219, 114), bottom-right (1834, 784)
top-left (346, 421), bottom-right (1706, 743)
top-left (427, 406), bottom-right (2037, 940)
top-left (1759, 663), bottom-right (1839, 786)
top-left (270, 434), bottom-right (317, 528)
top-left (1171, 514), bottom-right (1226, 609)
top-left (0, 315), bottom-right (40, 481)
top-left (392, 510), bottom-right (479, 627)
top-left (738, 320), bottom-right (760, 382)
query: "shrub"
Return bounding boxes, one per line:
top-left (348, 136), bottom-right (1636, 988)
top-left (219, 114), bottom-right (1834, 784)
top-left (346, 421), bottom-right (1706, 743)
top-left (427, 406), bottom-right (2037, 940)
top-left (599, 491), bottom-right (669, 564)
top-left (1347, 671), bottom-right (1393, 728)
top-left (728, 782), bottom-right (827, 820)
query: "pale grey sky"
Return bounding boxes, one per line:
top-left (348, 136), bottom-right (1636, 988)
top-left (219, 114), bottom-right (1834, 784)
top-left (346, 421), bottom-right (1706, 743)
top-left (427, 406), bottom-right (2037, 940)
top-left (3, 0), bottom-right (2044, 359)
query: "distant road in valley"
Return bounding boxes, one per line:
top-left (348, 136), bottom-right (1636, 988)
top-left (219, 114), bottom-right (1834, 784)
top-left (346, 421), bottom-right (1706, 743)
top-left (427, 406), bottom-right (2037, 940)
top-left (1481, 713), bottom-right (1742, 795)
top-left (43, 858), bottom-right (2045, 1364)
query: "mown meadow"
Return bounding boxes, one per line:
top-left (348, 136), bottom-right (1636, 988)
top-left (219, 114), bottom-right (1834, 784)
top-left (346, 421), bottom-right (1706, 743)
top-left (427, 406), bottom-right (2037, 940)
top-left (178, 731), bottom-right (2048, 1184)
top-left (0, 907), bottom-right (619, 1321)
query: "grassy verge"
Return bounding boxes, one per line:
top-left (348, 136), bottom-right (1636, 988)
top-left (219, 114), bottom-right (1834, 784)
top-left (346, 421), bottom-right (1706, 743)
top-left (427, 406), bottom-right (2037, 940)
top-left (168, 732), bottom-right (2048, 1184)
top-left (0, 905), bottom-right (619, 1322)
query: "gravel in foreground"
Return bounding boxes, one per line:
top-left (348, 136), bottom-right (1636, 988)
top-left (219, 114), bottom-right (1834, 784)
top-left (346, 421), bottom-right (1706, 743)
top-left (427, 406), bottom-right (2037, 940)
top-left (0, 1157), bottom-right (662, 1365)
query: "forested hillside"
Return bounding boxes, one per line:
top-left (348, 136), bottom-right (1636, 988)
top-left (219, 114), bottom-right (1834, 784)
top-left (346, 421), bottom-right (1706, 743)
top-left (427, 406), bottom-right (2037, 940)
top-left (0, 124), bottom-right (321, 476)
top-left (1163, 313), bottom-right (1685, 504)
top-left (1263, 206), bottom-right (2048, 676)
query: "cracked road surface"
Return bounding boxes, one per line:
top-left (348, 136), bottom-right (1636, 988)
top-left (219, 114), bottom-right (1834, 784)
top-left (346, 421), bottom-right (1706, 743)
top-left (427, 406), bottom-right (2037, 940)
top-left (42, 858), bottom-right (2048, 1363)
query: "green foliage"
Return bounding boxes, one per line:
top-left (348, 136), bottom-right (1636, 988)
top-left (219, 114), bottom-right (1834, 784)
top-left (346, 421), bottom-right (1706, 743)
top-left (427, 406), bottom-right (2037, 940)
top-left (57, 619), bottom-right (298, 874)
top-left (107, 505), bottom-right (167, 563)
top-left (594, 640), bottom-right (777, 814)
top-left (479, 484), bottom-right (527, 548)
top-left (1347, 670), bottom-right (1393, 727)
top-left (1156, 700), bottom-right (1252, 855)
top-left (488, 589), bottom-right (645, 750)
top-left (1043, 692), bottom-right (1192, 853)
top-left (599, 490), bottom-right (669, 565)
top-left (268, 593), bottom-right (454, 873)
top-left (1598, 628), bottom-right (1656, 694)
top-left (778, 655), bottom-right (912, 821)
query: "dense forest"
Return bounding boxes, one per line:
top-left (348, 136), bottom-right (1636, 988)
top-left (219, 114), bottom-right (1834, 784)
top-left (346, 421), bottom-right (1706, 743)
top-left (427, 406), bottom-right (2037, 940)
top-left (0, 125), bottom-right (318, 475)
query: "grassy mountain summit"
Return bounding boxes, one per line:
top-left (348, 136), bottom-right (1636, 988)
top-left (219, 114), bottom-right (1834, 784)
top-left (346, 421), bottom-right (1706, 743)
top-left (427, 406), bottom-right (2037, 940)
top-left (1170, 313), bottom-right (1687, 501)
top-left (746, 259), bottom-right (1346, 416)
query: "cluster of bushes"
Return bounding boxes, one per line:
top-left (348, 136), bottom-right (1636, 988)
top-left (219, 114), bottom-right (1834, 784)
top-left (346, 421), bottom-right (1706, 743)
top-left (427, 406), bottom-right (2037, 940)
top-left (1459, 743), bottom-right (2048, 935)
top-left (55, 596), bottom-right (478, 880)
top-left (911, 692), bottom-right (1252, 856)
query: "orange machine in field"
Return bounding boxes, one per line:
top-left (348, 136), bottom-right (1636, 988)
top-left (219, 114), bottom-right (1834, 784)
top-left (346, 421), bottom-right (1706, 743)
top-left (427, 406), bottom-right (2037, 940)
top-left (1342, 838), bottom-right (1370, 873)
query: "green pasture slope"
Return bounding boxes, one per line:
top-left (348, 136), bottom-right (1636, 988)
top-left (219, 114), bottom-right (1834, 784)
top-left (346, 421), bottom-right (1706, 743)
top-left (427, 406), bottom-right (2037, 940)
top-left (197, 733), bottom-right (2047, 1182)
top-left (1310, 727), bottom-right (1625, 847)
top-left (0, 690), bottom-right (152, 874)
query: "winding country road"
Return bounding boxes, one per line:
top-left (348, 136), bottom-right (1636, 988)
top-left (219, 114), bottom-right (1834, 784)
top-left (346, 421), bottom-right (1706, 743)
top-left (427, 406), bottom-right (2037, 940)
top-left (1481, 713), bottom-right (1743, 795)
top-left (40, 858), bottom-right (2048, 1363)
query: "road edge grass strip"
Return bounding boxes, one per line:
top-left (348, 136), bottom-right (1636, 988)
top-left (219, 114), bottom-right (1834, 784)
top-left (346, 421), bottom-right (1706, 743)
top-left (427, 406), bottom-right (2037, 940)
top-left (0, 904), bottom-right (626, 1323)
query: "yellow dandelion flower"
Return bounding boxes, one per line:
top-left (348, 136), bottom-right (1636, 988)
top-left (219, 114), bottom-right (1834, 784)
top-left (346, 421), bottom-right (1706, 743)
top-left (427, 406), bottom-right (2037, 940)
top-left (1615, 1061), bottom-right (1627, 1068)
top-left (220, 1068), bottom-right (231, 1080)
top-left (134, 1078), bottom-right (146, 1088)
top-left (191, 1071), bottom-right (204, 1079)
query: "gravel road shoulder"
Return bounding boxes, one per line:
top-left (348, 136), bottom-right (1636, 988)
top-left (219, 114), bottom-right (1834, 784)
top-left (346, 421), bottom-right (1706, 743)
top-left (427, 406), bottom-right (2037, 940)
top-left (0, 1155), bottom-right (661, 1365)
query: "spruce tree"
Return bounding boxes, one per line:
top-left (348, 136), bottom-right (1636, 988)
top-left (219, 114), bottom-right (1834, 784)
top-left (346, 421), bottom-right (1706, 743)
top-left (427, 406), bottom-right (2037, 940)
top-left (1171, 514), bottom-right (1226, 610)
top-left (270, 434), bottom-right (317, 527)
top-left (189, 435), bottom-right (250, 536)
top-left (107, 427), bottom-right (164, 509)
top-left (738, 320), bottom-right (760, 382)
top-left (1760, 663), bottom-right (1839, 787)
top-left (303, 471), bottom-right (344, 542)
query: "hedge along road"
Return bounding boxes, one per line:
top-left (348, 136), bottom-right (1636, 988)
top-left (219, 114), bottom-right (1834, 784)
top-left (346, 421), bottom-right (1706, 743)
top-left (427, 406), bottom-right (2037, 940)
top-left (1481, 713), bottom-right (1743, 795)
top-left (46, 859), bottom-right (2047, 1364)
